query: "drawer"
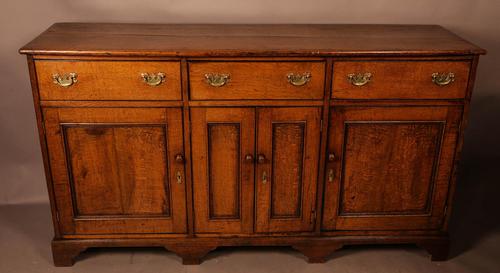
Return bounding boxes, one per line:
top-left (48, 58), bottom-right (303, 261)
top-left (189, 61), bottom-right (325, 100)
top-left (35, 61), bottom-right (181, 100)
top-left (332, 61), bottom-right (471, 99)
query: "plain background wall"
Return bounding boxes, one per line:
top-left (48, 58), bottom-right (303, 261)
top-left (0, 0), bottom-right (499, 204)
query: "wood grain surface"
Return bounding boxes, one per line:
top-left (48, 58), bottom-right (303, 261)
top-left (332, 61), bottom-right (471, 99)
top-left (189, 61), bottom-right (325, 100)
top-left (20, 23), bottom-right (486, 57)
top-left (36, 60), bottom-right (181, 100)
top-left (43, 107), bottom-right (187, 234)
top-left (322, 106), bottom-right (462, 231)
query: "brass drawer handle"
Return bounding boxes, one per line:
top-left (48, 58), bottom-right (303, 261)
top-left (347, 72), bottom-right (372, 86)
top-left (432, 72), bottom-right (455, 86)
top-left (205, 73), bottom-right (230, 87)
top-left (141, 72), bottom-right (166, 86)
top-left (52, 73), bottom-right (77, 87)
top-left (287, 72), bottom-right (311, 86)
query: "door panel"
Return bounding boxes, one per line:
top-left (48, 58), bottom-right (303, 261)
top-left (340, 123), bottom-right (442, 215)
top-left (43, 108), bottom-right (186, 235)
top-left (256, 107), bottom-right (321, 233)
top-left (208, 124), bottom-right (241, 219)
top-left (322, 106), bottom-right (462, 230)
top-left (271, 123), bottom-right (305, 218)
top-left (66, 125), bottom-right (171, 216)
top-left (191, 108), bottom-right (255, 234)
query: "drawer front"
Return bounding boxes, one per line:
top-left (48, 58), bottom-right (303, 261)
top-left (189, 61), bottom-right (325, 100)
top-left (36, 61), bottom-right (181, 100)
top-left (332, 61), bottom-right (471, 99)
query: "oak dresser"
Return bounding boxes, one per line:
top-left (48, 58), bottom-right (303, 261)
top-left (19, 23), bottom-right (486, 266)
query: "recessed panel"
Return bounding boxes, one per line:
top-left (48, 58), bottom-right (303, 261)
top-left (64, 125), bottom-right (170, 217)
top-left (340, 122), bottom-right (443, 215)
top-left (270, 122), bottom-right (305, 218)
top-left (208, 123), bottom-right (241, 219)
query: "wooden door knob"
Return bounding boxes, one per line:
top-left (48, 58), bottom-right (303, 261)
top-left (257, 154), bottom-right (267, 164)
top-left (328, 153), bottom-right (335, 161)
top-left (175, 154), bottom-right (185, 163)
top-left (244, 154), bottom-right (254, 162)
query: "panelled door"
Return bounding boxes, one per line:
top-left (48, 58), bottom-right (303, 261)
top-left (191, 108), bottom-right (255, 234)
top-left (322, 106), bottom-right (462, 230)
top-left (191, 107), bottom-right (321, 234)
top-left (255, 107), bottom-right (321, 233)
top-left (44, 107), bottom-right (187, 235)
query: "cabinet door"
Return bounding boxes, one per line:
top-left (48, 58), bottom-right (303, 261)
top-left (255, 107), bottom-right (321, 233)
top-left (44, 108), bottom-right (187, 235)
top-left (191, 108), bottom-right (255, 234)
top-left (322, 106), bottom-right (462, 230)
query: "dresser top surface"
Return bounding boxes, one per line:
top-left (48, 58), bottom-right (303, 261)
top-left (19, 23), bottom-right (485, 57)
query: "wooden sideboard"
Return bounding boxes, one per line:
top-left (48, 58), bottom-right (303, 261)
top-left (19, 23), bottom-right (485, 266)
